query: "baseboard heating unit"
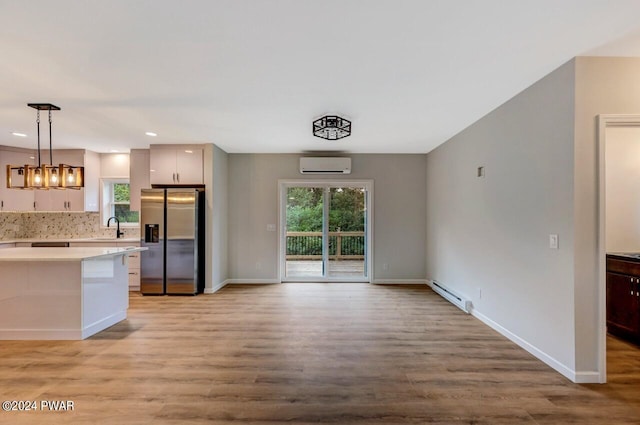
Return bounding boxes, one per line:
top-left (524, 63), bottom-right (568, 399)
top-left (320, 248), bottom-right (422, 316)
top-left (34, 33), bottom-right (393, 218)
top-left (429, 280), bottom-right (471, 314)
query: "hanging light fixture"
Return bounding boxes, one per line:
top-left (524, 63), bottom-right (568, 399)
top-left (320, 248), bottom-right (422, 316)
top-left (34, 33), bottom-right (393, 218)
top-left (6, 103), bottom-right (84, 190)
top-left (312, 115), bottom-right (352, 140)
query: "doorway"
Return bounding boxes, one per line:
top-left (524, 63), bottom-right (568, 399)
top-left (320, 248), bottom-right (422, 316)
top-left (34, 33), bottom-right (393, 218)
top-left (279, 180), bottom-right (373, 282)
top-left (598, 115), bottom-right (640, 383)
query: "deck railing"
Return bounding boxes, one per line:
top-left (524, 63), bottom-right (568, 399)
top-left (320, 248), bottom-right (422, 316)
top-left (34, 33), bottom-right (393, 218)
top-left (286, 231), bottom-right (365, 260)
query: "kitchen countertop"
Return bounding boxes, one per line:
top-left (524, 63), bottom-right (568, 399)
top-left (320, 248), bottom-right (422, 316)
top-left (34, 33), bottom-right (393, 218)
top-left (0, 237), bottom-right (139, 244)
top-left (0, 246), bottom-right (146, 261)
top-left (607, 252), bottom-right (640, 261)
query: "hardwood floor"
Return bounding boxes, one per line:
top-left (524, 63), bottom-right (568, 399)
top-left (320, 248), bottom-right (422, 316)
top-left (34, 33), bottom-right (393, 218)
top-left (1, 283), bottom-right (639, 424)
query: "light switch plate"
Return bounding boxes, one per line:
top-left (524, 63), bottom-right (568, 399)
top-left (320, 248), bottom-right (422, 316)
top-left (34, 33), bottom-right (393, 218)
top-left (266, 224), bottom-right (276, 232)
top-left (549, 234), bottom-right (559, 249)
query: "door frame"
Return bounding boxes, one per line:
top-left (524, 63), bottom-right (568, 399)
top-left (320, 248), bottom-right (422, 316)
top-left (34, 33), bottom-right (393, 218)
top-left (596, 114), bottom-right (640, 383)
top-left (278, 179), bottom-right (374, 282)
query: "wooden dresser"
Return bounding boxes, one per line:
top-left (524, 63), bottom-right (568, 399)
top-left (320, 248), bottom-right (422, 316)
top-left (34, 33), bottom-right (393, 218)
top-left (607, 254), bottom-right (640, 343)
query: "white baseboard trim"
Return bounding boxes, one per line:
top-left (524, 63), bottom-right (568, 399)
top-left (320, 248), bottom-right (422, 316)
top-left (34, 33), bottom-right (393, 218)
top-left (0, 311), bottom-right (128, 340)
top-left (203, 280), bottom-right (229, 294)
top-left (217, 279), bottom-right (428, 285)
top-left (573, 371), bottom-right (602, 384)
top-left (82, 310), bottom-right (127, 339)
top-left (471, 309), bottom-right (595, 383)
top-left (0, 329), bottom-right (82, 340)
top-left (225, 279), bottom-right (280, 284)
top-left (372, 279), bottom-right (428, 284)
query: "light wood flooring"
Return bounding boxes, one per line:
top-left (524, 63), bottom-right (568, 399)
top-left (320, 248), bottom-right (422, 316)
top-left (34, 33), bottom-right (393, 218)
top-left (1, 283), bottom-right (639, 424)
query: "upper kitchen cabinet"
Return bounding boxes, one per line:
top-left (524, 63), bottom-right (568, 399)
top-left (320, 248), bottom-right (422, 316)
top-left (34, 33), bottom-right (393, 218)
top-left (150, 145), bottom-right (203, 185)
top-left (0, 146), bottom-right (35, 211)
top-left (33, 149), bottom-right (100, 212)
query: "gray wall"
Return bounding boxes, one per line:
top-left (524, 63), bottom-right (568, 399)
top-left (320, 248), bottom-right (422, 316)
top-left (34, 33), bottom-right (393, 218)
top-left (605, 127), bottom-right (640, 252)
top-left (228, 154), bottom-right (427, 282)
top-left (426, 60), bottom-right (578, 374)
top-left (204, 144), bottom-right (229, 291)
top-left (212, 144), bottom-right (229, 288)
top-left (573, 56), bottom-right (640, 372)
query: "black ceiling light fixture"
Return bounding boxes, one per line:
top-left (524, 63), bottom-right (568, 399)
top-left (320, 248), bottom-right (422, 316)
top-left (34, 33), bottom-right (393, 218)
top-left (312, 115), bottom-right (351, 140)
top-left (6, 103), bottom-right (84, 190)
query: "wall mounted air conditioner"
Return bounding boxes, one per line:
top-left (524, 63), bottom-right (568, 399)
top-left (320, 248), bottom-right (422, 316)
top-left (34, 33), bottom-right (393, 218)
top-left (299, 157), bottom-right (351, 174)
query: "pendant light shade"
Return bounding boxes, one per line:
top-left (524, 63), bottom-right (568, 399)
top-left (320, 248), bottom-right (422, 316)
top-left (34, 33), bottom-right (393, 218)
top-left (6, 103), bottom-right (84, 190)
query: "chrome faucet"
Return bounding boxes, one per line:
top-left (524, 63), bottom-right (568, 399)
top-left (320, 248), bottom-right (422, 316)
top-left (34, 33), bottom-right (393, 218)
top-left (107, 216), bottom-right (124, 239)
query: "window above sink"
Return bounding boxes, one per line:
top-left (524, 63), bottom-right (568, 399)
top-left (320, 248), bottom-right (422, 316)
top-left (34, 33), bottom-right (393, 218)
top-left (100, 178), bottom-right (139, 228)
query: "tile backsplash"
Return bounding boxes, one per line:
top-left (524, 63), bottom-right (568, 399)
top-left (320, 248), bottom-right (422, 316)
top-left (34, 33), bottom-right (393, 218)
top-left (0, 212), bottom-right (139, 240)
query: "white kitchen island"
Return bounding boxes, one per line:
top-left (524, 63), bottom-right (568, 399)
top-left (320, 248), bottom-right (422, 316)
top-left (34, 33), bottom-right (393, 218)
top-left (0, 246), bottom-right (146, 340)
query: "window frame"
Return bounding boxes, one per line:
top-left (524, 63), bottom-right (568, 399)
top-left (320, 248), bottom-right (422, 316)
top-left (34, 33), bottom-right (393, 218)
top-left (100, 177), bottom-right (139, 227)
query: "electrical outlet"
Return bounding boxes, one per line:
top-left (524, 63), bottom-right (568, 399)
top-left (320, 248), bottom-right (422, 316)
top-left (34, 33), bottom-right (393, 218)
top-left (255, 262), bottom-right (261, 270)
top-left (383, 263), bottom-right (389, 271)
top-left (478, 288), bottom-right (482, 299)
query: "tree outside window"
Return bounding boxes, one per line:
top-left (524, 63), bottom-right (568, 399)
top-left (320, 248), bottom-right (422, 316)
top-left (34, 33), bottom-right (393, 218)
top-left (112, 183), bottom-right (138, 223)
top-left (102, 179), bottom-right (138, 225)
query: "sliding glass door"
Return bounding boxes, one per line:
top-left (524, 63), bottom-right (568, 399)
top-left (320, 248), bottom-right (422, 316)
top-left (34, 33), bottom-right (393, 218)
top-left (328, 187), bottom-right (367, 279)
top-left (281, 181), bottom-right (372, 282)
top-left (284, 186), bottom-right (325, 279)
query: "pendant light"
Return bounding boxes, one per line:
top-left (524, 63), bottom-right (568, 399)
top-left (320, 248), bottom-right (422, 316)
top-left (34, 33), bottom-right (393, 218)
top-left (6, 103), bottom-right (84, 190)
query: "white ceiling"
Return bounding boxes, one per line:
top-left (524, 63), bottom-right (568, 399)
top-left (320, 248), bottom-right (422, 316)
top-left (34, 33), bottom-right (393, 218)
top-left (2, 1), bottom-right (640, 154)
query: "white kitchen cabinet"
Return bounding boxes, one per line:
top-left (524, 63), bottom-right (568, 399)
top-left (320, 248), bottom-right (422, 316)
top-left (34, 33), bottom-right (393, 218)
top-left (150, 146), bottom-right (203, 185)
top-left (34, 187), bottom-right (84, 211)
top-left (175, 149), bottom-right (203, 183)
top-left (129, 149), bottom-right (150, 211)
top-left (33, 150), bottom-right (100, 212)
top-left (0, 147), bottom-right (36, 211)
top-left (123, 242), bottom-right (141, 291)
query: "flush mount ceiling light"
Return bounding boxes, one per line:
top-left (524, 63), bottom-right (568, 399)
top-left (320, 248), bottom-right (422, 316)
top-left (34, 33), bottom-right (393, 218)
top-left (6, 103), bottom-right (84, 190)
top-left (312, 115), bottom-right (351, 140)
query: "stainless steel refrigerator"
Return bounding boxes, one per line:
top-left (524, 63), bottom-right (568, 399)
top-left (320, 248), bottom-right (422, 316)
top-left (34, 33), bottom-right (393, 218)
top-left (140, 187), bottom-right (205, 295)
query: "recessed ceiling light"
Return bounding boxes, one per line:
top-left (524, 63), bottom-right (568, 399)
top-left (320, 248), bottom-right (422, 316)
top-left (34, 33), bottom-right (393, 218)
top-left (11, 132), bottom-right (27, 137)
top-left (145, 132), bottom-right (157, 137)
top-left (184, 150), bottom-right (193, 154)
top-left (110, 149), bottom-right (120, 153)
